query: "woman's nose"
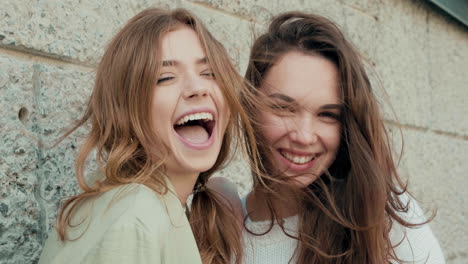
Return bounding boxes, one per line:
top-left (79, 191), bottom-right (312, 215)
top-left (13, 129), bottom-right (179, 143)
top-left (183, 75), bottom-right (209, 99)
top-left (289, 116), bottom-right (318, 145)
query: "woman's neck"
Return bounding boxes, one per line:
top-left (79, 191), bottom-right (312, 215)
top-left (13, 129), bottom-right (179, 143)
top-left (166, 170), bottom-right (199, 206)
top-left (246, 186), bottom-right (300, 222)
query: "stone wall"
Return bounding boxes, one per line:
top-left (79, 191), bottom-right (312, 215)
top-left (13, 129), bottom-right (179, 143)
top-left (1, 0), bottom-right (467, 263)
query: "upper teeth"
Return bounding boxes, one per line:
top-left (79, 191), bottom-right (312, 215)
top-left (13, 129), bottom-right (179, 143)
top-left (281, 151), bottom-right (315, 164)
top-left (176, 112), bottom-right (213, 125)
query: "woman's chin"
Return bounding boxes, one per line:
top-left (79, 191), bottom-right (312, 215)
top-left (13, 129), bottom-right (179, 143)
top-left (192, 163), bottom-right (216, 174)
top-left (176, 157), bottom-right (218, 175)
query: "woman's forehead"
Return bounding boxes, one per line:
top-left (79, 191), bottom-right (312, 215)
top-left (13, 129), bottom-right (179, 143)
top-left (160, 26), bottom-right (206, 63)
top-left (261, 51), bottom-right (341, 105)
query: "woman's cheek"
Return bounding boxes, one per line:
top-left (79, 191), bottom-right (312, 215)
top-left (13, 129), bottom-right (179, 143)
top-left (323, 123), bottom-right (341, 151)
top-left (258, 113), bottom-right (288, 141)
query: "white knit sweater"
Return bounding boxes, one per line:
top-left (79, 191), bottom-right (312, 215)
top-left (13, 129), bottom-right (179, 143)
top-left (240, 193), bottom-right (445, 264)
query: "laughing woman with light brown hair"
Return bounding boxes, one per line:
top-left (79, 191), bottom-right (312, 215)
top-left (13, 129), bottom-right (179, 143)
top-left (38, 8), bottom-right (260, 264)
top-left (238, 11), bottom-right (445, 264)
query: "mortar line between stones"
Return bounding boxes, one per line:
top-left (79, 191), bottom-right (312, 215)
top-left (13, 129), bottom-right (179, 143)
top-left (32, 65), bottom-right (49, 246)
top-left (0, 45), bottom-right (95, 71)
top-left (185, 0), bottom-right (254, 22)
top-left (384, 120), bottom-right (468, 140)
top-left (341, 2), bottom-right (379, 21)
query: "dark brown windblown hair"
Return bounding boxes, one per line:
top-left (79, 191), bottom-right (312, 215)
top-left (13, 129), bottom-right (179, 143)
top-left (55, 8), bottom-right (261, 264)
top-left (243, 11), bottom-right (430, 263)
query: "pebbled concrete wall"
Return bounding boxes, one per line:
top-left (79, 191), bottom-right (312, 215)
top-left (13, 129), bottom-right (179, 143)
top-left (0, 0), bottom-right (466, 263)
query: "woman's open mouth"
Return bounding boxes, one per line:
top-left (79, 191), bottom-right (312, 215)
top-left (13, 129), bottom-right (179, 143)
top-left (173, 111), bottom-right (216, 149)
top-left (280, 150), bottom-right (316, 164)
top-left (278, 149), bottom-right (318, 171)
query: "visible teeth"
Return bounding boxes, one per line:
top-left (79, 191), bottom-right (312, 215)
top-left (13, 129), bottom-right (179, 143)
top-left (176, 112), bottom-right (213, 125)
top-left (281, 151), bottom-right (315, 164)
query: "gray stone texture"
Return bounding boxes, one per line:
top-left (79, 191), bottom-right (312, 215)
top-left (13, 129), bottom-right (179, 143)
top-left (0, 0), bottom-right (467, 263)
top-left (0, 0), bottom-right (176, 65)
top-left (33, 63), bottom-right (96, 239)
top-left (0, 52), bottom-right (96, 263)
top-left (180, 1), bottom-right (253, 73)
top-left (187, 0), bottom-right (345, 25)
top-left (428, 10), bottom-right (468, 136)
top-left (0, 55), bottom-right (42, 263)
top-left (372, 0), bottom-right (433, 128)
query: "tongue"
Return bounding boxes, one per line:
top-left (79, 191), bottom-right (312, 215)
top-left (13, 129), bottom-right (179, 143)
top-left (175, 125), bottom-right (209, 143)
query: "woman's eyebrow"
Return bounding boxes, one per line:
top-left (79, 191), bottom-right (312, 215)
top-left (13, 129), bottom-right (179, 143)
top-left (320, 104), bottom-right (343, 110)
top-left (196, 57), bottom-right (208, 65)
top-left (268, 93), bottom-right (296, 103)
top-left (162, 60), bottom-right (178, 67)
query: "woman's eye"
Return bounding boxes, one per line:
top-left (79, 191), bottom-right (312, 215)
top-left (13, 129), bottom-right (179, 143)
top-left (157, 76), bottom-right (175, 84)
top-left (320, 111), bottom-right (340, 121)
top-left (201, 71), bottom-right (216, 79)
top-left (271, 104), bottom-right (296, 113)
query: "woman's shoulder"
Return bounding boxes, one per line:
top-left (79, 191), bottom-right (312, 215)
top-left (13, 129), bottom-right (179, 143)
top-left (104, 183), bottom-right (165, 209)
top-left (62, 183), bottom-right (170, 236)
top-left (390, 192), bottom-right (446, 263)
top-left (94, 183), bottom-right (169, 225)
top-left (39, 184), bottom-right (177, 264)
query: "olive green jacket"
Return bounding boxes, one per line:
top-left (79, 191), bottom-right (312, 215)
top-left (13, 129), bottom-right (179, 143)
top-left (38, 179), bottom-right (202, 264)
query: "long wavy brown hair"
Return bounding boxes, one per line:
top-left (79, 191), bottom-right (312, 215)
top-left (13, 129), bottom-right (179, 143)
top-left (243, 11), bottom-right (430, 263)
top-left (55, 8), bottom-right (261, 264)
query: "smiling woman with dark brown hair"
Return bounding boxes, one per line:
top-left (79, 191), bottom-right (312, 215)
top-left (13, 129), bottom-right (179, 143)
top-left (38, 7), bottom-right (261, 264)
top-left (238, 11), bottom-right (445, 264)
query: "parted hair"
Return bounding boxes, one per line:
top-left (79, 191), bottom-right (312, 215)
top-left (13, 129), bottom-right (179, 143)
top-left (56, 8), bottom-right (261, 264)
top-left (243, 11), bottom-right (429, 263)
